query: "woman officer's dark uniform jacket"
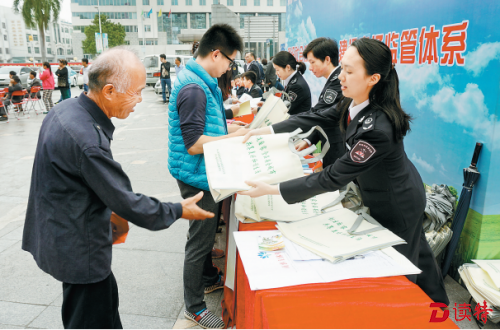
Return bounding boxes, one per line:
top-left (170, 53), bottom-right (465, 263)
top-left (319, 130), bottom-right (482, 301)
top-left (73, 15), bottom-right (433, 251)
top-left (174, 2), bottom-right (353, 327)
top-left (273, 100), bottom-right (449, 305)
top-left (292, 65), bottom-right (344, 166)
top-left (285, 72), bottom-right (312, 116)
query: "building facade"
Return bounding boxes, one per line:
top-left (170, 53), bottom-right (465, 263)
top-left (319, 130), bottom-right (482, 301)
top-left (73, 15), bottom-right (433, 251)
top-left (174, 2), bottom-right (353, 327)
top-left (71, 0), bottom-right (286, 59)
top-left (0, 6), bottom-right (75, 63)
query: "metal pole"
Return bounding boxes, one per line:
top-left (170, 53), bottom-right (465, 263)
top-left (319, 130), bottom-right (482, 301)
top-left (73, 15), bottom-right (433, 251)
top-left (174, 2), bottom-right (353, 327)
top-left (95, 1), bottom-right (103, 53)
top-left (170, 13), bottom-right (173, 46)
top-left (246, 16), bottom-right (250, 53)
top-left (142, 15), bottom-right (145, 55)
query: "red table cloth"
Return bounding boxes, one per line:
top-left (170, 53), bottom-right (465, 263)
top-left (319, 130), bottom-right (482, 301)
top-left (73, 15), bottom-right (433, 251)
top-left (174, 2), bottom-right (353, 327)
top-left (221, 220), bottom-right (457, 329)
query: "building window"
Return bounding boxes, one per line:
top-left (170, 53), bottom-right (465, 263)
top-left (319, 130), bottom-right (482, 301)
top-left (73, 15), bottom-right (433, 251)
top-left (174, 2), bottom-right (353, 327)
top-left (46, 36), bottom-right (50, 42)
top-left (240, 0), bottom-right (247, 5)
top-left (64, 28), bottom-right (69, 33)
top-left (190, 13), bottom-right (206, 29)
top-left (72, 0), bottom-right (137, 5)
top-left (33, 34), bottom-right (38, 41)
top-left (157, 0), bottom-right (164, 4)
top-left (171, 0), bottom-right (178, 4)
top-left (227, 0), bottom-right (233, 5)
top-left (2, 22), bottom-right (5, 28)
top-left (186, 0), bottom-right (192, 4)
top-left (280, 0), bottom-right (285, 4)
top-left (28, 47), bottom-right (32, 53)
top-left (73, 12), bottom-right (137, 19)
top-left (124, 40), bottom-right (130, 45)
top-left (213, 0), bottom-right (219, 3)
top-left (240, 13), bottom-right (255, 28)
top-left (144, 25), bottom-right (151, 32)
top-left (67, 49), bottom-right (73, 55)
top-left (143, 0), bottom-right (149, 4)
top-left (6, 48), bottom-right (9, 54)
top-left (199, 0), bottom-right (206, 4)
top-left (47, 48), bottom-right (51, 54)
top-left (0, 49), bottom-right (2, 54)
top-left (124, 25), bottom-right (138, 32)
top-left (35, 47), bottom-right (40, 53)
top-left (3, 35), bottom-right (6, 41)
top-left (254, 0), bottom-right (259, 5)
top-left (267, 0), bottom-right (272, 5)
top-left (157, 12), bottom-right (187, 44)
top-left (139, 38), bottom-right (158, 45)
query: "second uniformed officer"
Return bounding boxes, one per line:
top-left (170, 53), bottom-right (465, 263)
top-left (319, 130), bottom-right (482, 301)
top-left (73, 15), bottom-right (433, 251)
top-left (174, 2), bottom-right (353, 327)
top-left (272, 51), bottom-right (312, 116)
top-left (277, 37), bottom-right (344, 166)
top-left (240, 38), bottom-right (449, 306)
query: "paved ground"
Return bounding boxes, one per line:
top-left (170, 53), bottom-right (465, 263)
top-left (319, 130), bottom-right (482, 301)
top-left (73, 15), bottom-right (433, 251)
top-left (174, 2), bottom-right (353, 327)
top-left (0, 86), bottom-right (499, 329)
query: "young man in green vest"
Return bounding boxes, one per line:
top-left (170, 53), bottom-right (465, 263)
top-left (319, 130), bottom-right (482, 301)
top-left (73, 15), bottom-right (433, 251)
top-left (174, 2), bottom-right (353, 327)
top-left (167, 24), bottom-right (246, 329)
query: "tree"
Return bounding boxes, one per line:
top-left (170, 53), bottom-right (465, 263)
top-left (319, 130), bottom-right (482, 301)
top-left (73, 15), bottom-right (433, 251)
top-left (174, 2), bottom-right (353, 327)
top-left (82, 15), bottom-right (126, 55)
top-left (14, 0), bottom-right (61, 63)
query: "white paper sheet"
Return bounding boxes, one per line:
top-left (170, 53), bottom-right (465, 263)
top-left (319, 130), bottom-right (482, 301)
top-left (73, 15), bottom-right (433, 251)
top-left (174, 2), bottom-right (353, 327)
top-left (233, 230), bottom-right (421, 291)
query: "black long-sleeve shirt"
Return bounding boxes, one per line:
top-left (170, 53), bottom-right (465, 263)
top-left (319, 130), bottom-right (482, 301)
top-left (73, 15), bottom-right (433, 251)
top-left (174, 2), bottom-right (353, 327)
top-left (22, 93), bottom-right (183, 284)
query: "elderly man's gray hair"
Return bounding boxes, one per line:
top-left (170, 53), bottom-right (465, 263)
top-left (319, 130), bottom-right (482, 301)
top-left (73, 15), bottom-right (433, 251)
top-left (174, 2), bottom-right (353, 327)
top-left (88, 46), bottom-right (142, 93)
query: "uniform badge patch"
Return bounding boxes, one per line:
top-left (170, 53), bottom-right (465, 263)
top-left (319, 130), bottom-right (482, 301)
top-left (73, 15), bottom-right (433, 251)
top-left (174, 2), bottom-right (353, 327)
top-left (350, 140), bottom-right (376, 163)
top-left (288, 91), bottom-right (298, 102)
top-left (323, 89), bottom-right (338, 104)
top-left (290, 78), bottom-right (297, 85)
top-left (331, 75), bottom-right (338, 81)
top-left (363, 117), bottom-right (374, 130)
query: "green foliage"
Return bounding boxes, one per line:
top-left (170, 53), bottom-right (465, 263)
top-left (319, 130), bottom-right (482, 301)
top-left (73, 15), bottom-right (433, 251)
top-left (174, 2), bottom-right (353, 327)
top-left (82, 15), bottom-right (126, 55)
top-left (13, 0), bottom-right (61, 62)
top-left (448, 185), bottom-right (458, 200)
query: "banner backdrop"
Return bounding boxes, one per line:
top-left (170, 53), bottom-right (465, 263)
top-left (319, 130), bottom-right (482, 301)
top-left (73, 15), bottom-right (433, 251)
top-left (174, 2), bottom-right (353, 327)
top-left (285, 0), bottom-right (500, 274)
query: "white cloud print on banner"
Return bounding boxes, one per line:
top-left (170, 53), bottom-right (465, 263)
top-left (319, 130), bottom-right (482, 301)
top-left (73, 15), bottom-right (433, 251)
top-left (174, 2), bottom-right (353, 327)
top-left (411, 153), bottom-right (435, 173)
top-left (464, 42), bottom-right (500, 77)
top-left (397, 62), bottom-right (495, 147)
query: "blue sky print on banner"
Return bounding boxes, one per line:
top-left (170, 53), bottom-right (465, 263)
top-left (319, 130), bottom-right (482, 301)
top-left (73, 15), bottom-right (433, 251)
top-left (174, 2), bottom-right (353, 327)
top-left (285, 0), bottom-right (500, 215)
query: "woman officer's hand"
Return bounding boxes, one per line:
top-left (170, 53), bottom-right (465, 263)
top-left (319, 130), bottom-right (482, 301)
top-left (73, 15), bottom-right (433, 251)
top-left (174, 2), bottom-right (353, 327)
top-left (238, 181), bottom-right (280, 198)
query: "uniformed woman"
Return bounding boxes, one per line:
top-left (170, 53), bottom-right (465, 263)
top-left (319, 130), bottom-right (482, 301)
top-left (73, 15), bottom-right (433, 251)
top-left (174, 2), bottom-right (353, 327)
top-left (240, 38), bottom-right (449, 305)
top-left (272, 51), bottom-right (311, 116)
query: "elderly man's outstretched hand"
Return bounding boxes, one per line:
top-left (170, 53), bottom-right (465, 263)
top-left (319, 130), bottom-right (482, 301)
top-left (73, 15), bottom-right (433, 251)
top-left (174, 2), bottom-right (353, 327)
top-left (180, 192), bottom-right (215, 220)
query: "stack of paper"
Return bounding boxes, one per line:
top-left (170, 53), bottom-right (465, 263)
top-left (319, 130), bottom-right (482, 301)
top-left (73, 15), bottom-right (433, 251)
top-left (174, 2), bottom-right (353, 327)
top-left (203, 133), bottom-right (304, 202)
top-left (235, 191), bottom-right (343, 222)
top-left (249, 94), bottom-right (290, 129)
top-left (459, 263), bottom-right (500, 323)
top-left (277, 208), bottom-right (406, 263)
top-left (233, 230), bottom-right (421, 291)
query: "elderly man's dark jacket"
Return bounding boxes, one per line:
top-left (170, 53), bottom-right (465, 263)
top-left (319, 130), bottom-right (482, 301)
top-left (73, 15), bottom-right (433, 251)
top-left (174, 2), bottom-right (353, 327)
top-left (22, 93), bottom-right (183, 284)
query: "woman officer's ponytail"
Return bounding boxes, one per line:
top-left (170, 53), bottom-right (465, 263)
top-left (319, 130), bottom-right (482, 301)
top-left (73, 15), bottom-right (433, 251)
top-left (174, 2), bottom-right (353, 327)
top-left (273, 51), bottom-right (306, 74)
top-left (339, 38), bottom-right (412, 141)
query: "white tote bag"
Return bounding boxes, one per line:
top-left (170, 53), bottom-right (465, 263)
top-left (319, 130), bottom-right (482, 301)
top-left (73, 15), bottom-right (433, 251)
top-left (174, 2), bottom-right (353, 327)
top-left (204, 126), bottom-right (330, 202)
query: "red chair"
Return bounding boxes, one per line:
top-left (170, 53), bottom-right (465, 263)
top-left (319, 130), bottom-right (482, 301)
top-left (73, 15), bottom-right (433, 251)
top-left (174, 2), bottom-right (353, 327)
top-left (26, 86), bottom-right (43, 115)
top-left (0, 98), bottom-right (8, 123)
top-left (10, 89), bottom-right (29, 120)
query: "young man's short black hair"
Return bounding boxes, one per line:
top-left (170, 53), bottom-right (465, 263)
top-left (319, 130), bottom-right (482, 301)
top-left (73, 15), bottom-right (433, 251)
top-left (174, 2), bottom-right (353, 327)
top-left (197, 24), bottom-right (243, 58)
top-left (303, 37), bottom-right (339, 66)
top-left (241, 71), bottom-right (256, 84)
top-left (246, 52), bottom-right (256, 59)
top-left (9, 71), bottom-right (16, 76)
top-left (82, 58), bottom-right (89, 64)
top-left (12, 76), bottom-right (21, 83)
top-left (160, 54), bottom-right (166, 59)
top-left (30, 71), bottom-right (37, 77)
top-left (175, 57), bottom-right (181, 62)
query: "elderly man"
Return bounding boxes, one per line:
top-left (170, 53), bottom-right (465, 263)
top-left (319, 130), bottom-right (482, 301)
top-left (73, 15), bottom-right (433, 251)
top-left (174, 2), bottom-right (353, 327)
top-left (22, 46), bottom-right (213, 329)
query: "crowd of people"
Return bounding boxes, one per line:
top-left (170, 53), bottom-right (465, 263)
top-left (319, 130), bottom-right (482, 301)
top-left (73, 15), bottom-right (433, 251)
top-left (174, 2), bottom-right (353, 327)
top-left (0, 58), bottom-right (92, 121)
top-left (19, 21), bottom-right (451, 330)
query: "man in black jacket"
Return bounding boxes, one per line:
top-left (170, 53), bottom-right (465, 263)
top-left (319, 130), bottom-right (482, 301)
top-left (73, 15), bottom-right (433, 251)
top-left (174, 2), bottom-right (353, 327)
top-left (22, 47), bottom-right (213, 329)
top-left (241, 71), bottom-right (263, 98)
top-left (160, 54), bottom-right (171, 104)
top-left (244, 52), bottom-right (262, 85)
top-left (263, 58), bottom-right (277, 92)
